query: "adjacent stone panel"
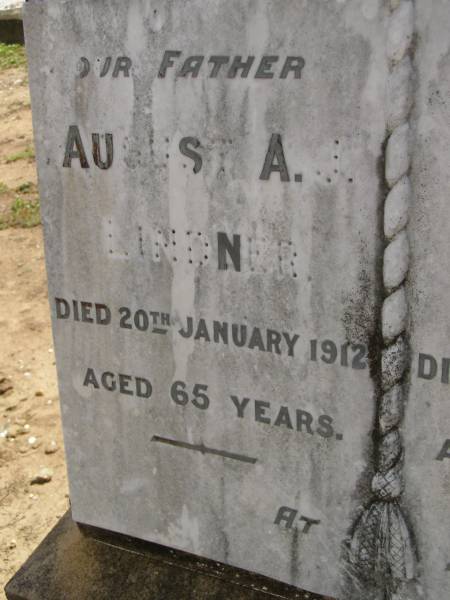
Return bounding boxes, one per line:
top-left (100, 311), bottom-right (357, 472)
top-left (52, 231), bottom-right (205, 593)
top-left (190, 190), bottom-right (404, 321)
top-left (24, 1), bottom-right (392, 597)
top-left (403, 2), bottom-right (450, 598)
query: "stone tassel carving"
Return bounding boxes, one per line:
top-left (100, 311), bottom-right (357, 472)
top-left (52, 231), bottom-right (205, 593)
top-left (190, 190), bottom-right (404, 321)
top-left (349, 0), bottom-right (417, 594)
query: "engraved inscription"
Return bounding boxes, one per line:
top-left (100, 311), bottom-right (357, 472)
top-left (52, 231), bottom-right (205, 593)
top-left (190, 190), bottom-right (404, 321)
top-left (274, 506), bottom-right (321, 534)
top-left (158, 51), bottom-right (305, 79)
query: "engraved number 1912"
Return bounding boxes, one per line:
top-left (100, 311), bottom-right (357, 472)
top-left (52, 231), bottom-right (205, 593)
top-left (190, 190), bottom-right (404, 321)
top-left (310, 339), bottom-right (367, 370)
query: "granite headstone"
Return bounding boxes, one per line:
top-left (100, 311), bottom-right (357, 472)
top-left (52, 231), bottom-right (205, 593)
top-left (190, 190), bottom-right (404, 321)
top-left (23, 1), bottom-right (449, 599)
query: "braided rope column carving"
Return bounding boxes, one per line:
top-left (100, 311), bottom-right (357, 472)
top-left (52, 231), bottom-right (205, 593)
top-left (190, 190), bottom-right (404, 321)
top-left (349, 1), bottom-right (417, 596)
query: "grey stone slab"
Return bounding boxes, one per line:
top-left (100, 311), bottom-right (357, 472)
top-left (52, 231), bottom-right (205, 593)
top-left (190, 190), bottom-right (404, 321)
top-left (22, 1), bottom-right (387, 597)
top-left (0, 19), bottom-right (23, 44)
top-left (5, 511), bottom-right (331, 600)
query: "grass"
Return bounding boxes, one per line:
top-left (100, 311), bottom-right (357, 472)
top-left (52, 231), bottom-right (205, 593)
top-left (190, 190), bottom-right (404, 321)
top-left (0, 43), bottom-right (27, 71)
top-left (0, 182), bottom-right (9, 194)
top-left (0, 197), bottom-right (41, 230)
top-left (15, 181), bottom-right (35, 194)
top-left (5, 147), bottom-right (35, 163)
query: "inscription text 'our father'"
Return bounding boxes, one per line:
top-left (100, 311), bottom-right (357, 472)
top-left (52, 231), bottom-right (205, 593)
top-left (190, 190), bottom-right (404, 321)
top-left (78, 52), bottom-right (306, 80)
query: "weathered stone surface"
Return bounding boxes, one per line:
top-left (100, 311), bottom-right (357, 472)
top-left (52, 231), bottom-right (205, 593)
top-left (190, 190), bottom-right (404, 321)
top-left (387, 57), bottom-right (413, 132)
top-left (387, 1), bottom-right (414, 65)
top-left (21, 1), bottom-right (450, 599)
top-left (23, 1), bottom-right (388, 597)
top-left (403, 3), bottom-right (450, 598)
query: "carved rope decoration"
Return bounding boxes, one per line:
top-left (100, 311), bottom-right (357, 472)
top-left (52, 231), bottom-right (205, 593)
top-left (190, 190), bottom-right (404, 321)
top-left (350, 0), bottom-right (417, 594)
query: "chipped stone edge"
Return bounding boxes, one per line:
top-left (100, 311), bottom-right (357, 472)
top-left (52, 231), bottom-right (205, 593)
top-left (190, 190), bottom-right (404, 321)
top-left (348, 2), bottom-right (419, 598)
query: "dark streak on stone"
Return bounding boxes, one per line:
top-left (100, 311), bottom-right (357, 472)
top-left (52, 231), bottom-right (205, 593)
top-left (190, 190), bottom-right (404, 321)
top-left (341, 138), bottom-right (389, 600)
top-left (290, 527), bottom-right (300, 586)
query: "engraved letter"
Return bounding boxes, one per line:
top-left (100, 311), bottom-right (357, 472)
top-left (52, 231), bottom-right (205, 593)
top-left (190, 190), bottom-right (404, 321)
top-left (300, 516), bottom-right (321, 533)
top-left (112, 57), bottom-right (132, 78)
top-left (217, 232), bottom-right (241, 272)
top-left (436, 439), bottom-right (450, 461)
top-left (274, 406), bottom-right (293, 429)
top-left (208, 56), bottom-right (229, 77)
top-left (55, 297), bottom-right (70, 319)
top-left (101, 372), bottom-right (116, 391)
top-left (158, 50), bottom-right (181, 77)
top-left (136, 377), bottom-right (153, 399)
top-left (63, 125), bottom-right (89, 169)
top-left (441, 358), bottom-right (450, 384)
top-left (78, 57), bottom-right (90, 78)
top-left (255, 400), bottom-right (271, 424)
top-left (418, 353), bottom-right (437, 380)
top-left (316, 415), bottom-right (334, 439)
top-left (230, 395), bottom-right (251, 418)
top-left (95, 303), bottom-right (111, 325)
top-left (255, 56), bottom-right (279, 79)
top-left (280, 56), bottom-right (305, 79)
top-left (282, 332), bottom-right (299, 357)
top-left (227, 56), bottom-right (255, 78)
top-left (274, 506), bottom-right (298, 529)
top-left (179, 56), bottom-right (204, 78)
top-left (179, 137), bottom-right (202, 173)
top-left (100, 57), bottom-right (112, 77)
top-left (92, 133), bottom-right (114, 170)
top-left (84, 368), bottom-right (99, 389)
top-left (259, 134), bottom-right (290, 181)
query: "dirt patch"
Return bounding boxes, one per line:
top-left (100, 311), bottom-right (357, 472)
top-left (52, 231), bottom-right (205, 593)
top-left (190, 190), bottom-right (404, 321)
top-left (0, 60), bottom-right (68, 598)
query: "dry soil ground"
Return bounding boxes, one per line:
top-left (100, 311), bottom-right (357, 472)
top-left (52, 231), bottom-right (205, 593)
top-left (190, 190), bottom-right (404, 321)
top-left (0, 62), bottom-right (69, 597)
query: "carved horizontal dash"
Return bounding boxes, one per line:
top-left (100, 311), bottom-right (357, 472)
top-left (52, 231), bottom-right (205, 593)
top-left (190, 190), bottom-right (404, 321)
top-left (151, 435), bottom-right (257, 464)
top-left (152, 328), bottom-right (168, 335)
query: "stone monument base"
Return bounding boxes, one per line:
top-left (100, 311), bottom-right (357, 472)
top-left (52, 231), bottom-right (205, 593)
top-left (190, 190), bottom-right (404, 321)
top-left (0, 20), bottom-right (23, 44)
top-left (4, 511), bottom-right (332, 600)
